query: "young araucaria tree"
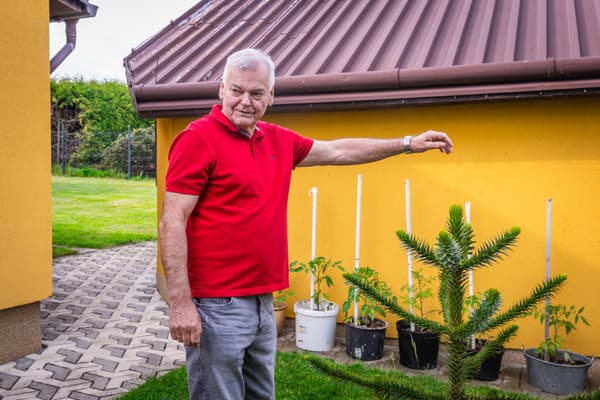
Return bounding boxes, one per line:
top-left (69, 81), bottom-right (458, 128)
top-left (311, 205), bottom-right (568, 400)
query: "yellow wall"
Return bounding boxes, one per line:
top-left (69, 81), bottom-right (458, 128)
top-left (156, 96), bottom-right (600, 355)
top-left (0, 1), bottom-right (52, 309)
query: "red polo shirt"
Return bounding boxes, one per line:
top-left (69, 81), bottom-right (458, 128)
top-left (165, 105), bottom-right (313, 297)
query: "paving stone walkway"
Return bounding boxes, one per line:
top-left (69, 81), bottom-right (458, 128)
top-left (0, 242), bottom-right (185, 400)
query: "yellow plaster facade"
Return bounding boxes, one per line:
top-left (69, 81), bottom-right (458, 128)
top-left (156, 96), bottom-right (600, 355)
top-left (0, 0), bottom-right (52, 352)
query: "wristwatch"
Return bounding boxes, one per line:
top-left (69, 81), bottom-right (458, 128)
top-left (403, 136), bottom-right (412, 154)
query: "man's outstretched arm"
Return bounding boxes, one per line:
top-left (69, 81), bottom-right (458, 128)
top-left (298, 130), bottom-right (453, 167)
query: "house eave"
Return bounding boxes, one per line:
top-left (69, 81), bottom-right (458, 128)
top-left (136, 79), bottom-right (600, 119)
top-left (128, 57), bottom-right (600, 118)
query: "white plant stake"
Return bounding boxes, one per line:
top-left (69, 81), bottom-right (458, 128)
top-left (353, 174), bottom-right (363, 324)
top-left (466, 201), bottom-right (475, 349)
top-left (545, 198), bottom-right (552, 342)
top-left (309, 187), bottom-right (318, 310)
top-left (405, 179), bottom-right (415, 332)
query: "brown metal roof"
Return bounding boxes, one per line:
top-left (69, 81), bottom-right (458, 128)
top-left (124, 0), bottom-right (600, 117)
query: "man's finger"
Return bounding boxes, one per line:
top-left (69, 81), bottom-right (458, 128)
top-left (191, 326), bottom-right (202, 348)
top-left (169, 328), bottom-right (180, 343)
top-left (182, 329), bottom-right (194, 346)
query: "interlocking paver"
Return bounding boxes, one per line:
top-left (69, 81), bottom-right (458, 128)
top-left (0, 371), bottom-right (19, 390)
top-left (43, 364), bottom-right (71, 381)
top-left (0, 242), bottom-right (185, 399)
top-left (146, 327), bottom-right (169, 339)
top-left (81, 372), bottom-right (109, 390)
top-left (141, 339), bottom-right (167, 351)
top-left (57, 349), bottom-right (84, 365)
top-left (14, 357), bottom-right (35, 372)
top-left (29, 381), bottom-right (59, 400)
top-left (90, 358), bottom-right (117, 373)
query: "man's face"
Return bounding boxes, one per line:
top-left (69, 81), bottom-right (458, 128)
top-left (219, 62), bottom-right (274, 134)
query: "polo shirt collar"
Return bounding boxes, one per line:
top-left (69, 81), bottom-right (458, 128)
top-left (209, 104), bottom-right (265, 140)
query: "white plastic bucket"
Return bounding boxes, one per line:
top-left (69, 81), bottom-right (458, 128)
top-left (294, 300), bottom-right (339, 351)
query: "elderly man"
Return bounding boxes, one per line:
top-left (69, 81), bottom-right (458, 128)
top-left (160, 48), bottom-right (453, 400)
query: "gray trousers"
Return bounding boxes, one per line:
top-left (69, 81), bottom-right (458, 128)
top-left (186, 294), bottom-right (276, 400)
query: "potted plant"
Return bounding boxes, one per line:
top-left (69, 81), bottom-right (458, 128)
top-left (273, 261), bottom-right (304, 336)
top-left (312, 205), bottom-right (567, 400)
top-left (273, 288), bottom-right (294, 336)
top-left (463, 293), bottom-right (505, 381)
top-left (342, 266), bottom-right (390, 361)
top-left (293, 257), bottom-right (344, 351)
top-left (524, 301), bottom-right (592, 394)
top-left (396, 268), bottom-right (440, 369)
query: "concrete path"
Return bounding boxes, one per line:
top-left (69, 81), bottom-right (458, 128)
top-left (0, 242), bottom-right (185, 400)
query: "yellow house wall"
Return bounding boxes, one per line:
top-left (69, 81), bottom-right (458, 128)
top-left (156, 96), bottom-right (600, 355)
top-left (0, 1), bottom-right (52, 310)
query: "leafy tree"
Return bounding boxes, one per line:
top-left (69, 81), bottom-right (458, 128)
top-left (51, 77), bottom-right (153, 168)
top-left (101, 126), bottom-right (156, 177)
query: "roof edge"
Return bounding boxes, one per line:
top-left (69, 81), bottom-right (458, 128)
top-left (131, 57), bottom-right (600, 104)
top-left (137, 79), bottom-right (600, 118)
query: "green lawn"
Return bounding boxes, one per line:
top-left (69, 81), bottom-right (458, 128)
top-left (117, 352), bottom-right (540, 400)
top-left (52, 176), bottom-right (156, 255)
top-left (117, 352), bottom-right (380, 400)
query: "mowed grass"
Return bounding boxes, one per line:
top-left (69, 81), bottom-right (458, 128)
top-left (117, 352), bottom-right (380, 400)
top-left (117, 351), bottom-right (536, 400)
top-left (52, 176), bottom-right (156, 254)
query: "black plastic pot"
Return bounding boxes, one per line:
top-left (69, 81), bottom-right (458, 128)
top-left (396, 320), bottom-right (440, 370)
top-left (345, 320), bottom-right (388, 361)
top-left (465, 340), bottom-right (505, 381)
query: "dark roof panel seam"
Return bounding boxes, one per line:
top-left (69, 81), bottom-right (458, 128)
top-left (268, 1), bottom-right (339, 76)
top-left (367, 0), bottom-right (412, 71)
top-left (476, 0), bottom-right (496, 64)
top-left (250, 1), bottom-right (306, 57)
top-left (434, 0), bottom-right (473, 67)
top-left (417, 0), bottom-right (452, 69)
top-left (394, 0), bottom-right (429, 68)
top-left (332, 1), bottom-right (388, 73)
top-left (316, 2), bottom-right (371, 74)
top-left (285, 1), bottom-right (354, 75)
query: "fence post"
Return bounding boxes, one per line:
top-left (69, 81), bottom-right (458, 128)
top-left (56, 120), bottom-right (61, 165)
top-left (127, 125), bottom-right (131, 179)
top-left (61, 121), bottom-right (66, 175)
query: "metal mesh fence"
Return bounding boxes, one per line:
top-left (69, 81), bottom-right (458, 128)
top-left (51, 122), bottom-right (156, 178)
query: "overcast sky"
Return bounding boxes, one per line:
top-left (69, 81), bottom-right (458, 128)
top-left (50, 0), bottom-right (198, 82)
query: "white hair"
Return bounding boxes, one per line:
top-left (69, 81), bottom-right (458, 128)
top-left (223, 48), bottom-right (275, 89)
